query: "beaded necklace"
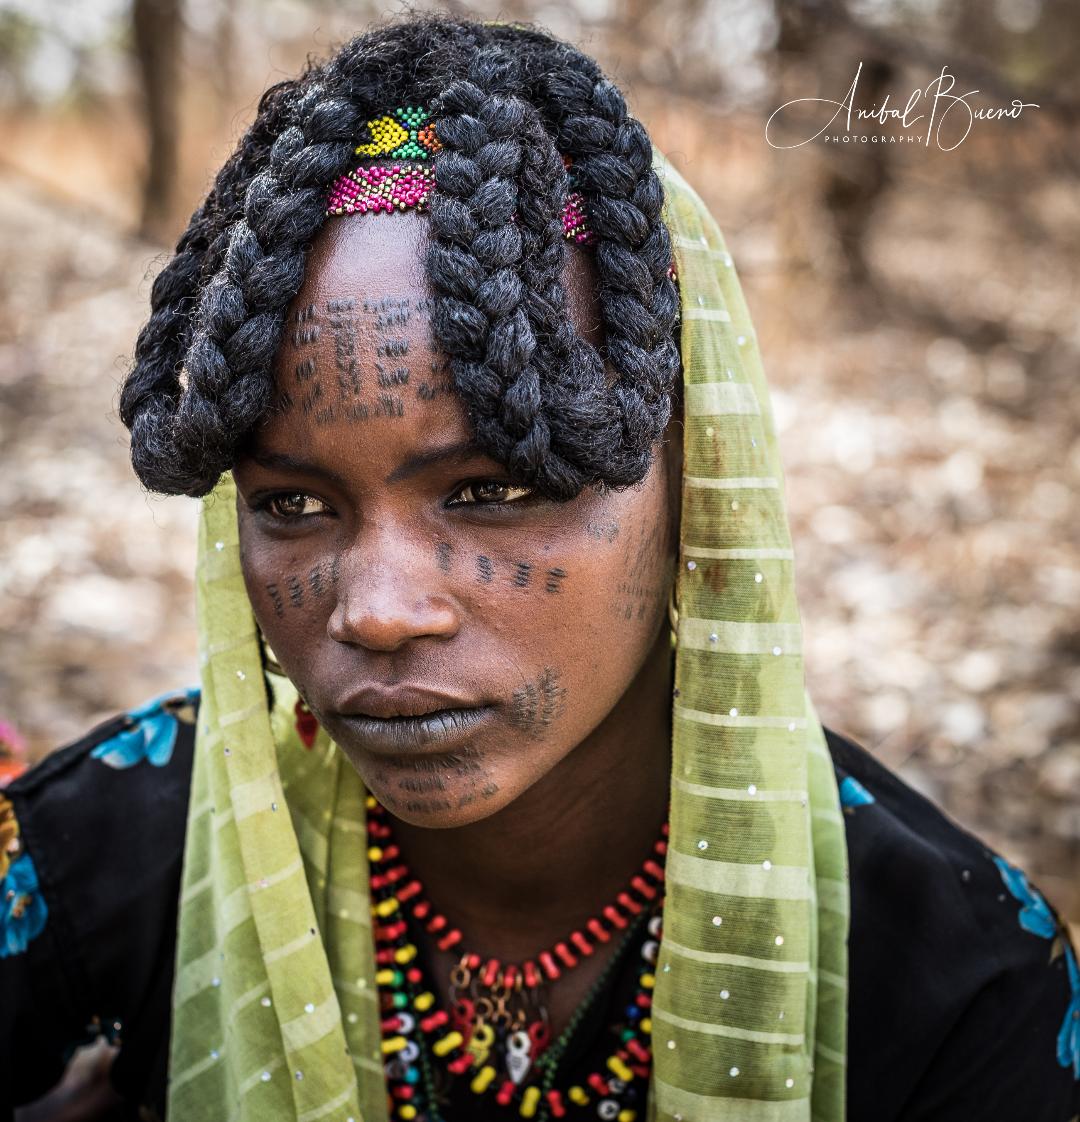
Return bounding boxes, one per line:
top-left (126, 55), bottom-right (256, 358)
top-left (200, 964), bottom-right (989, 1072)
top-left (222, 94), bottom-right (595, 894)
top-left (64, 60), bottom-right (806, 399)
top-left (365, 796), bottom-right (667, 1120)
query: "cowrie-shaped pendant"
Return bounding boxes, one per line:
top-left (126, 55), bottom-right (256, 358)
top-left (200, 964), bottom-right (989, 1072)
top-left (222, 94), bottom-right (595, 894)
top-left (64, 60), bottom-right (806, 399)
top-left (505, 1029), bottom-right (532, 1084)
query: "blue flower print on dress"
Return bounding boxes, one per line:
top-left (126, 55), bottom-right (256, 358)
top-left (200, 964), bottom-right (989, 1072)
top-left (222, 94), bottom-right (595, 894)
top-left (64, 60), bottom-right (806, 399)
top-left (993, 855), bottom-right (1057, 939)
top-left (994, 854), bottom-right (1080, 1078)
top-left (838, 775), bottom-right (875, 810)
top-left (1059, 942), bottom-right (1080, 1078)
top-left (1, 851), bottom-right (48, 958)
top-left (91, 687), bottom-right (199, 770)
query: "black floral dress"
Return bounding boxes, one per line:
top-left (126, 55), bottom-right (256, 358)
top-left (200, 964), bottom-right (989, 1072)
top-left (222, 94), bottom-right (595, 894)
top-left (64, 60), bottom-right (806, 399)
top-left (1, 689), bottom-right (1078, 1121)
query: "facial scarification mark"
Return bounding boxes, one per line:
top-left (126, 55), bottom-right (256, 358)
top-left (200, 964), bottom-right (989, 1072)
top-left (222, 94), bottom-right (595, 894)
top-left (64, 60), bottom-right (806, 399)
top-left (292, 303), bottom-right (320, 347)
top-left (330, 553), bottom-right (342, 588)
top-left (328, 296), bottom-right (361, 398)
top-left (545, 567), bottom-right (567, 594)
top-left (309, 564), bottom-right (326, 599)
top-left (286, 576), bottom-right (304, 608)
top-left (265, 583), bottom-right (285, 618)
top-left (615, 519), bottom-right (661, 623)
top-left (510, 668), bottom-right (567, 739)
top-left (476, 555), bottom-right (494, 583)
top-left (436, 542), bottom-right (453, 573)
top-left (417, 358), bottom-right (455, 402)
top-left (513, 562), bottom-right (532, 589)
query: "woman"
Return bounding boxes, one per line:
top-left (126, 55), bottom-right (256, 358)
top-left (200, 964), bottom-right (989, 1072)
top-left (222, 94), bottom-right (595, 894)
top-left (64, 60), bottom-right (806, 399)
top-left (2, 15), bottom-right (1077, 1122)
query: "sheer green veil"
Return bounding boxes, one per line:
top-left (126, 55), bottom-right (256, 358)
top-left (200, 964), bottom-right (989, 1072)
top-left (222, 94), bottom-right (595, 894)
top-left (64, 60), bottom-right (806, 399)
top-left (167, 155), bottom-right (850, 1121)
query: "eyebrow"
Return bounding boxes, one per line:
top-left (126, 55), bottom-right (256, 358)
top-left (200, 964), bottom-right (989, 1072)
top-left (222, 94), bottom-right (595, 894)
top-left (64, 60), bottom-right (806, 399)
top-left (250, 442), bottom-right (485, 488)
top-left (250, 451), bottom-right (349, 490)
top-left (383, 439), bottom-right (484, 485)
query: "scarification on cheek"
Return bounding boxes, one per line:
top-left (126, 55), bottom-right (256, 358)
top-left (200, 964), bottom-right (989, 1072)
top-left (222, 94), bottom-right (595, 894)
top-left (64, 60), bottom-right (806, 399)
top-left (476, 555), bottom-right (494, 584)
top-left (614, 518), bottom-right (663, 623)
top-left (436, 542), bottom-right (453, 573)
top-left (261, 558), bottom-right (339, 616)
top-left (545, 567), bottom-right (567, 594)
top-left (512, 561), bottom-right (532, 589)
top-left (265, 583), bottom-right (285, 618)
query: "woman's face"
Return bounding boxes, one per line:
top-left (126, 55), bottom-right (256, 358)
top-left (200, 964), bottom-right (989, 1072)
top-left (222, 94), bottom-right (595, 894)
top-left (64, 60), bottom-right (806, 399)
top-left (233, 212), bottom-right (680, 827)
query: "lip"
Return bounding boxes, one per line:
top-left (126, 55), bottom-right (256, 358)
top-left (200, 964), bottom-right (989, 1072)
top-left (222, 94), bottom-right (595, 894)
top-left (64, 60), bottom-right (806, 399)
top-left (335, 706), bottom-right (494, 754)
top-left (337, 685), bottom-right (485, 720)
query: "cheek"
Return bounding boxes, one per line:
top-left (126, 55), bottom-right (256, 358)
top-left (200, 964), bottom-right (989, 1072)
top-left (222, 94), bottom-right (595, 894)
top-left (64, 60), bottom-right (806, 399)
top-left (238, 520), bottom-right (339, 651)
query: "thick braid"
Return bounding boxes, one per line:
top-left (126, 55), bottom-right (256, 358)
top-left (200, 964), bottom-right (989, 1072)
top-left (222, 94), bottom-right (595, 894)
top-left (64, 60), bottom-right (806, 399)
top-left (121, 16), bottom-right (681, 500)
top-left (427, 51), bottom-right (542, 473)
top-left (121, 74), bottom-right (319, 493)
top-left (542, 66), bottom-right (680, 455)
top-left (167, 88), bottom-right (367, 494)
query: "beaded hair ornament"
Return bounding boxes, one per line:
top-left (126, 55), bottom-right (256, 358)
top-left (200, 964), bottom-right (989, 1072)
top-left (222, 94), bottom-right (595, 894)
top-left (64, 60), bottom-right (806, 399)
top-left (326, 105), bottom-right (595, 244)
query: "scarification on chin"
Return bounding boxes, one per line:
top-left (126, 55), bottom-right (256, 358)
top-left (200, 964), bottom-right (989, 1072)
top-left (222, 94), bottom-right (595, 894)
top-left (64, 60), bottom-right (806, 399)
top-left (510, 667), bottom-right (567, 740)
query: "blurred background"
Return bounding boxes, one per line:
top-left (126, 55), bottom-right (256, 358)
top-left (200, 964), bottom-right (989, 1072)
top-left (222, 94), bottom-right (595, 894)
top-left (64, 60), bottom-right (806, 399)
top-left (0, 0), bottom-right (1077, 917)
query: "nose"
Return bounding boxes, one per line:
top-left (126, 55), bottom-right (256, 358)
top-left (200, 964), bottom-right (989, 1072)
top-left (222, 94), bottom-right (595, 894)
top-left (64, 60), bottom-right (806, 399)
top-left (326, 536), bottom-right (460, 653)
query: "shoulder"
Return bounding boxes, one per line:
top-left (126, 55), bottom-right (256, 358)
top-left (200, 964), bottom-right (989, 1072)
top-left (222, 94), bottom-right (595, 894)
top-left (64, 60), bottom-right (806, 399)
top-left (3, 687), bottom-right (200, 961)
top-left (823, 726), bottom-right (1080, 1121)
top-left (1, 688), bottom-right (200, 1112)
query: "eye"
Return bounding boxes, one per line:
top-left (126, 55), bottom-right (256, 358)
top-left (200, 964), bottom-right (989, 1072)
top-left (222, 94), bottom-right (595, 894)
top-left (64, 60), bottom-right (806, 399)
top-left (258, 491), bottom-right (332, 520)
top-left (449, 480), bottom-right (536, 507)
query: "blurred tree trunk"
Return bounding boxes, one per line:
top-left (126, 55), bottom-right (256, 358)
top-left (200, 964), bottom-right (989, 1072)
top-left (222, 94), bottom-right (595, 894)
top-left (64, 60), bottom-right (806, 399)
top-left (132, 0), bottom-right (183, 242)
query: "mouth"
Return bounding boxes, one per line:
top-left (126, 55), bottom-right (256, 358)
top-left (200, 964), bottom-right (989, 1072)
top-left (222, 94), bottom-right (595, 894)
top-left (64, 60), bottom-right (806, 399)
top-left (334, 706), bottom-right (494, 754)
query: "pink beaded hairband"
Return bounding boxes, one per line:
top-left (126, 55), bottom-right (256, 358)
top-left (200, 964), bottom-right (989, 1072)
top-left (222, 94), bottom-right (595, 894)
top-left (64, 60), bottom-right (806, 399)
top-left (325, 105), bottom-right (595, 245)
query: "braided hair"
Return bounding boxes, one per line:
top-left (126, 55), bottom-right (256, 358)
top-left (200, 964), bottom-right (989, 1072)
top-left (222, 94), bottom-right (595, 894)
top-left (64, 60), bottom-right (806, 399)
top-left (119, 15), bottom-right (681, 501)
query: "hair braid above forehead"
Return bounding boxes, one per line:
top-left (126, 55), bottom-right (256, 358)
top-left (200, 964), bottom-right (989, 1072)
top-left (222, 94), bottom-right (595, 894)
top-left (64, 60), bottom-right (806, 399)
top-left (120, 15), bottom-right (679, 500)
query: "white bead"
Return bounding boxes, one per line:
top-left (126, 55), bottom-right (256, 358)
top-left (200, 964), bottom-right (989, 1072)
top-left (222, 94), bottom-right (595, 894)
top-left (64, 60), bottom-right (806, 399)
top-left (305, 1002), bottom-right (315, 1013)
top-left (720, 989), bottom-right (730, 999)
top-left (712, 915), bottom-right (723, 926)
top-left (697, 839), bottom-right (709, 850)
top-left (730, 1066), bottom-right (740, 1076)
top-left (786, 1078), bottom-right (795, 1088)
top-left (729, 707), bottom-right (739, 717)
top-left (754, 572), bottom-right (763, 583)
top-left (747, 784), bottom-right (757, 795)
top-left (260, 1071), bottom-right (271, 1082)
top-left (775, 935), bottom-right (784, 946)
top-left (261, 997), bottom-right (272, 1007)
top-left (773, 646), bottom-right (783, 656)
top-left (687, 560), bottom-right (697, 571)
top-left (215, 541), bottom-right (225, 551)
top-left (763, 859), bottom-right (772, 870)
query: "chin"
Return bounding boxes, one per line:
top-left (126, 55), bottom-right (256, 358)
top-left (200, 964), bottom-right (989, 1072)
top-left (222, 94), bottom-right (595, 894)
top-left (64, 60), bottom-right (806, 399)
top-left (342, 743), bottom-right (517, 828)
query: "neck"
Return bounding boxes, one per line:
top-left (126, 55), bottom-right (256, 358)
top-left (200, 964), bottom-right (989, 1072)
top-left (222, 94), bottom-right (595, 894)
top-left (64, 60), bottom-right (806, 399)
top-left (388, 622), bottom-right (673, 962)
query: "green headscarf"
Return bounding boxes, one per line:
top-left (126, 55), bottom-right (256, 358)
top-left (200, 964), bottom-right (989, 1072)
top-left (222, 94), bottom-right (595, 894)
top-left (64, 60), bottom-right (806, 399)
top-left (168, 155), bottom-right (850, 1121)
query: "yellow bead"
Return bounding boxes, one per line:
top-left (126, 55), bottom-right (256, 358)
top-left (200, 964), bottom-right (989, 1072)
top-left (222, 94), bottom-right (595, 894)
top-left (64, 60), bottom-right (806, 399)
top-left (618, 1112), bottom-right (637, 1122)
top-left (414, 991), bottom-right (435, 1012)
top-left (394, 944), bottom-right (418, 964)
top-left (640, 973), bottom-right (655, 989)
top-left (640, 1017), bottom-right (652, 1035)
top-left (399, 1107), bottom-right (417, 1120)
top-left (519, 1087), bottom-right (541, 1118)
top-left (433, 1031), bottom-right (464, 1057)
top-left (375, 898), bottom-right (399, 917)
top-left (381, 1035), bottom-right (407, 1054)
top-left (367, 846), bottom-right (383, 862)
top-left (375, 969), bottom-right (397, 986)
top-left (365, 796), bottom-right (377, 809)
top-left (568, 1086), bottom-right (589, 1105)
top-left (607, 1056), bottom-right (633, 1083)
top-left (471, 1065), bottom-right (497, 1094)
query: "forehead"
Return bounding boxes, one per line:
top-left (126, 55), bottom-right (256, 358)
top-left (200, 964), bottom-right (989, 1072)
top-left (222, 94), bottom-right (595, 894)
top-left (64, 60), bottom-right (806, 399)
top-left (262, 211), bottom-right (606, 462)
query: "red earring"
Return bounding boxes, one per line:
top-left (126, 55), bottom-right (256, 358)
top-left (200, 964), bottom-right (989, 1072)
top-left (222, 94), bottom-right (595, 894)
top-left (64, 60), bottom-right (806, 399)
top-left (294, 698), bottom-right (319, 748)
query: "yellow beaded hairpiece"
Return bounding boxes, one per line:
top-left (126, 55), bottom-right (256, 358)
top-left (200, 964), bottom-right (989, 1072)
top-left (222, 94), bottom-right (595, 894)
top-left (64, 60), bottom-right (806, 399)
top-left (325, 105), bottom-right (594, 244)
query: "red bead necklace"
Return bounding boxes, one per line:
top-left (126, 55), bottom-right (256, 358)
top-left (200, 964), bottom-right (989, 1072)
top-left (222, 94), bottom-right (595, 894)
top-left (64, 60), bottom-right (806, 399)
top-left (365, 797), bottom-right (669, 1097)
